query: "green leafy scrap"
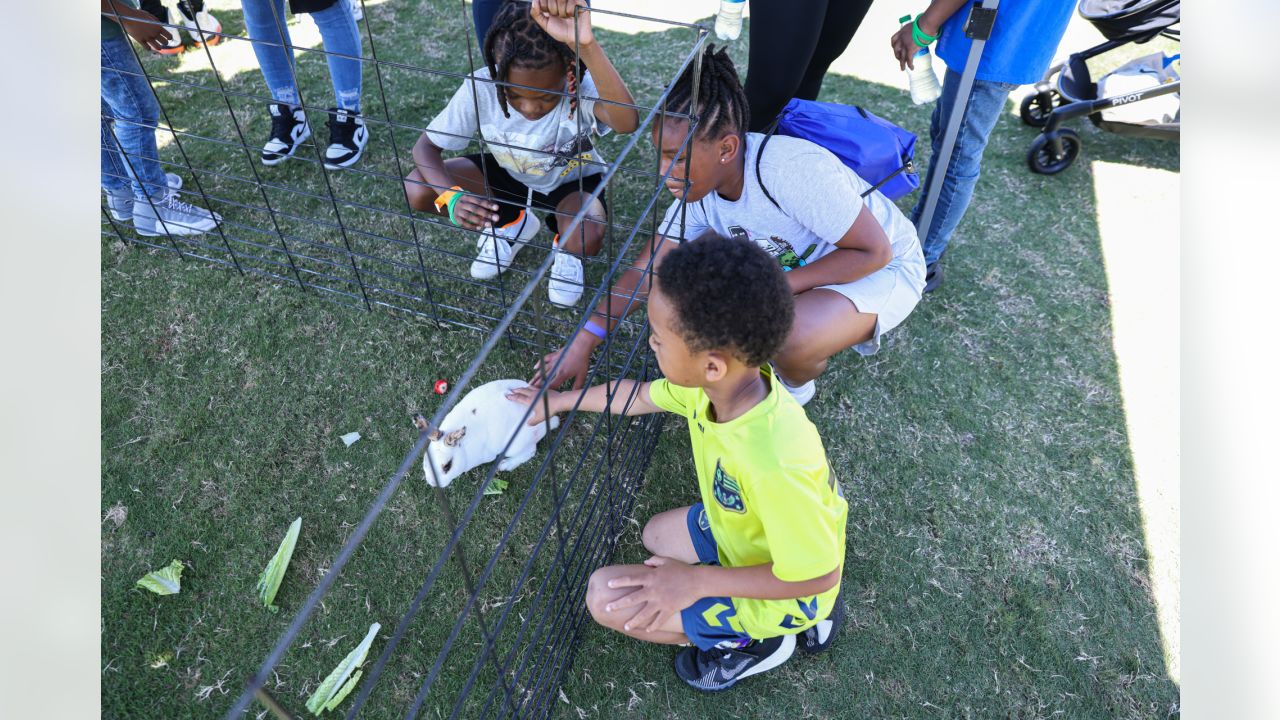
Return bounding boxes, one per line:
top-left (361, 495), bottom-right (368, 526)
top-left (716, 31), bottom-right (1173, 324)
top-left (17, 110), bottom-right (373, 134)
top-left (256, 517), bottom-right (302, 612)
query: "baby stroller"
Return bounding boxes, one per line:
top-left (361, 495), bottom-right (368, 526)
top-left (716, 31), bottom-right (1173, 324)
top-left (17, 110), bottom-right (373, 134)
top-left (1020, 0), bottom-right (1180, 174)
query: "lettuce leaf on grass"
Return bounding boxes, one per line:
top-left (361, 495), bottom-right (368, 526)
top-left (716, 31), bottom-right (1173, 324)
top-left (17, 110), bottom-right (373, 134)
top-left (257, 517), bottom-right (301, 612)
top-left (136, 559), bottom-right (184, 595)
top-left (305, 623), bottom-right (380, 715)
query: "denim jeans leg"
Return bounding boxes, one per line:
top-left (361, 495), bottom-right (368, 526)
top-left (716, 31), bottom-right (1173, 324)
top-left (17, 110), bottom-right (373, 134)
top-left (310, 1), bottom-right (363, 111)
top-left (242, 0), bottom-right (301, 105)
top-left (101, 35), bottom-right (168, 200)
top-left (101, 100), bottom-right (130, 192)
top-left (910, 68), bottom-right (1016, 267)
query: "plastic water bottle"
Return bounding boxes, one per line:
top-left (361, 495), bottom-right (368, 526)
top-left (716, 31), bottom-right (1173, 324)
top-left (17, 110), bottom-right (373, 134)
top-left (715, 0), bottom-right (746, 41)
top-left (908, 48), bottom-right (942, 104)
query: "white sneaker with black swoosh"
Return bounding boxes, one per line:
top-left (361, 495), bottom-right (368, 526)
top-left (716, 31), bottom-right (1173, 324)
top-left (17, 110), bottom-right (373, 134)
top-left (673, 633), bottom-right (795, 692)
top-left (323, 108), bottom-right (368, 169)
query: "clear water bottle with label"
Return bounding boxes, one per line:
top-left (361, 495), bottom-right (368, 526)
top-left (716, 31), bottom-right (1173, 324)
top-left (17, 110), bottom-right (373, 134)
top-left (715, 0), bottom-right (746, 41)
top-left (908, 48), bottom-right (942, 104)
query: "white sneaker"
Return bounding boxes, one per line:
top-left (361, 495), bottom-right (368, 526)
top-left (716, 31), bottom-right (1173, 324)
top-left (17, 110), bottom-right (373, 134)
top-left (104, 173), bottom-right (182, 221)
top-left (470, 209), bottom-right (541, 279)
top-left (348, 0), bottom-right (364, 21)
top-left (778, 373), bottom-right (816, 406)
top-left (548, 242), bottom-right (584, 307)
top-left (132, 189), bottom-right (221, 237)
top-left (182, 9), bottom-right (223, 47)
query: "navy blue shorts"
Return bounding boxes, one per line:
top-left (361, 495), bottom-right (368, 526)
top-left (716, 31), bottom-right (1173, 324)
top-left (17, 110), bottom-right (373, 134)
top-left (678, 504), bottom-right (755, 651)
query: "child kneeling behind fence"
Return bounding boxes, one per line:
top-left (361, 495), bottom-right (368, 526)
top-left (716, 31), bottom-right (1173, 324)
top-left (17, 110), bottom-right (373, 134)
top-left (509, 234), bottom-right (848, 692)
top-left (404, 0), bottom-right (638, 309)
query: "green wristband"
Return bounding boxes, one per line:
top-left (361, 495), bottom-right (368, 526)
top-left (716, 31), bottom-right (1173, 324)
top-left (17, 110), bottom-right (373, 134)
top-left (446, 190), bottom-right (465, 225)
top-left (912, 14), bottom-right (939, 47)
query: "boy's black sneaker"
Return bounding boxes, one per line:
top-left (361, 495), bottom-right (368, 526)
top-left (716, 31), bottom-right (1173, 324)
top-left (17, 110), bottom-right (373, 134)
top-left (798, 589), bottom-right (845, 654)
top-left (323, 108), bottom-right (368, 169)
top-left (261, 103), bottom-right (311, 166)
top-left (923, 260), bottom-right (944, 293)
top-left (673, 633), bottom-right (795, 692)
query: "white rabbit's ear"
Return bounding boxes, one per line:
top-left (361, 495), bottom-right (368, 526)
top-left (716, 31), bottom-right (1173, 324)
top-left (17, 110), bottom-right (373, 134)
top-left (413, 414), bottom-right (444, 441)
top-left (444, 427), bottom-right (467, 447)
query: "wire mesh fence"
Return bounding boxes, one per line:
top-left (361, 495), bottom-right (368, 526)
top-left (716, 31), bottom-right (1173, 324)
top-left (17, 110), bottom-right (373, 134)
top-left (101, 1), bottom-right (707, 717)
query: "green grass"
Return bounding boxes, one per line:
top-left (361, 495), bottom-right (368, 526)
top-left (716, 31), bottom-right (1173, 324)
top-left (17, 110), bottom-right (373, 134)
top-left (102, 3), bottom-right (1179, 718)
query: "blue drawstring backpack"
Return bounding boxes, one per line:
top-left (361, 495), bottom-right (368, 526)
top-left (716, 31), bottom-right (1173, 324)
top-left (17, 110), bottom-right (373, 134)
top-left (756, 98), bottom-right (919, 206)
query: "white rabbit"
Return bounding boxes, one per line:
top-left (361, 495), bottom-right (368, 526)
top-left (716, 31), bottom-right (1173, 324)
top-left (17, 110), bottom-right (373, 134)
top-left (416, 379), bottom-right (560, 488)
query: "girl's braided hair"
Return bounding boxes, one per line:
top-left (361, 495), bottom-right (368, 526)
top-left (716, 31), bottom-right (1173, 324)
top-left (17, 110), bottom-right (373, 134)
top-left (662, 44), bottom-right (750, 139)
top-left (482, 0), bottom-right (581, 119)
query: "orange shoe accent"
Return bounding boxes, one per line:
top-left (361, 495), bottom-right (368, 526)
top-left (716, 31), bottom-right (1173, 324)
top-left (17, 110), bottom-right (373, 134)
top-left (192, 23), bottom-right (223, 48)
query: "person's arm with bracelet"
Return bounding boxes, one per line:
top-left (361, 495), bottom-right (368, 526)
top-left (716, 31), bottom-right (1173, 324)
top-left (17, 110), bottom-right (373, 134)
top-left (410, 134), bottom-right (500, 231)
top-left (531, 234), bottom-right (678, 389)
top-left (890, 0), bottom-right (968, 70)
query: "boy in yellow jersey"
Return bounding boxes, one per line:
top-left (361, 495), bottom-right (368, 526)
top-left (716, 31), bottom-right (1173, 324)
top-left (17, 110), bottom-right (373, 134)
top-left (509, 233), bottom-right (848, 691)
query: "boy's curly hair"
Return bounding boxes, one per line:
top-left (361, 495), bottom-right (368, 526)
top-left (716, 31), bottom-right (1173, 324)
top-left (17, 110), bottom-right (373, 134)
top-left (661, 44), bottom-right (749, 140)
top-left (654, 233), bottom-right (793, 367)
top-left (482, 0), bottom-right (581, 119)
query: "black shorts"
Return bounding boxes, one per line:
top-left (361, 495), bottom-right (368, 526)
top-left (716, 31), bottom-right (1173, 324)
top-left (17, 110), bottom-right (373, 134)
top-left (463, 153), bottom-right (608, 236)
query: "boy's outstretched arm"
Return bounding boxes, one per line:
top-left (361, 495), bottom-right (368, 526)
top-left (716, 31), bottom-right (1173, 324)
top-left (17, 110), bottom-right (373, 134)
top-left (507, 380), bottom-right (662, 423)
top-left (605, 558), bottom-right (842, 633)
top-left (529, 0), bottom-right (640, 132)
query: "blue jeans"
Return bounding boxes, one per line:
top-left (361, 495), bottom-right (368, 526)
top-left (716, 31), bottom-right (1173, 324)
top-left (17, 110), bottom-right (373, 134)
top-left (101, 34), bottom-right (168, 200)
top-left (242, 0), bottom-right (363, 111)
top-left (910, 68), bottom-right (1017, 267)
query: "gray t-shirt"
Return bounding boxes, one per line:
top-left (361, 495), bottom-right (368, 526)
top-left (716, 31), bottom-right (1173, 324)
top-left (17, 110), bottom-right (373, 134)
top-left (659, 133), bottom-right (920, 273)
top-left (425, 67), bottom-right (609, 194)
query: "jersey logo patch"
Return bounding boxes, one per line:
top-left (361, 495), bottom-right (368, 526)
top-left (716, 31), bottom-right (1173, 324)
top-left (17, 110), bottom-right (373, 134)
top-left (712, 460), bottom-right (745, 514)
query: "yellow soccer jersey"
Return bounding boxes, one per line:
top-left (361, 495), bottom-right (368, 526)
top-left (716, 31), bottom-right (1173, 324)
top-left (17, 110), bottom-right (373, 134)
top-left (648, 366), bottom-right (848, 639)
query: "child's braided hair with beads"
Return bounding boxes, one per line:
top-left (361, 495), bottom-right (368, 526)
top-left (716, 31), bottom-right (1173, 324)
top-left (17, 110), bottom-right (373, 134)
top-left (482, 0), bottom-right (582, 120)
top-left (661, 44), bottom-right (750, 140)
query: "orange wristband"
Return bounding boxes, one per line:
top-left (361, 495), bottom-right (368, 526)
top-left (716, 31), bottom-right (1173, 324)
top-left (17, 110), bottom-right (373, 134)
top-left (433, 185), bottom-right (463, 213)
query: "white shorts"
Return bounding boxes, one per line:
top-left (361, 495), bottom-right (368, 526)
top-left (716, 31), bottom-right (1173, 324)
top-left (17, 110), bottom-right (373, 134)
top-left (815, 238), bottom-right (926, 356)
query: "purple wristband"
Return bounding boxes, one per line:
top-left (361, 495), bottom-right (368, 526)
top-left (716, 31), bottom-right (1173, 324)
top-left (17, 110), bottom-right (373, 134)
top-left (583, 320), bottom-right (608, 340)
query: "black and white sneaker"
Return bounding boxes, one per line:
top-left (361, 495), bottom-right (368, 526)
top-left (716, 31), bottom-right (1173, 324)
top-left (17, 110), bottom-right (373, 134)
top-left (323, 108), bottom-right (368, 169)
top-left (798, 589), bottom-right (845, 654)
top-left (261, 102), bottom-right (311, 166)
top-left (673, 633), bottom-right (795, 693)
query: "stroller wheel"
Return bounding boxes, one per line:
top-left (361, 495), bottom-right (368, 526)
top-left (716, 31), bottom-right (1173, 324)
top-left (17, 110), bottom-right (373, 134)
top-left (1027, 129), bottom-right (1081, 175)
top-left (1019, 90), bottom-right (1062, 127)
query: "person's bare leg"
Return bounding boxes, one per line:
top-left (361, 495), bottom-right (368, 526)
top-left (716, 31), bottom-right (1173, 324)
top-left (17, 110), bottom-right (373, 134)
top-left (552, 191), bottom-right (606, 257)
top-left (584, 564), bottom-right (690, 644)
top-left (641, 506), bottom-right (701, 564)
top-left (774, 288), bottom-right (878, 385)
top-left (402, 157), bottom-right (488, 214)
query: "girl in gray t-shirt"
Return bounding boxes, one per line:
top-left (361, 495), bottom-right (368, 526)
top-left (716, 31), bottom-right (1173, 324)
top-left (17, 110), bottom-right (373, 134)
top-left (403, 0), bottom-right (638, 308)
top-left (534, 45), bottom-right (925, 406)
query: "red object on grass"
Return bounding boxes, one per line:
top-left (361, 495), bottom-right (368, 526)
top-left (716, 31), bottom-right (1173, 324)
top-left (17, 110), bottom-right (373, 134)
top-left (433, 379), bottom-right (449, 395)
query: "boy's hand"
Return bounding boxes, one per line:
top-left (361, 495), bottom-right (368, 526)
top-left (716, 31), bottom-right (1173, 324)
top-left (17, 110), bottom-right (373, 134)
top-left (450, 194), bottom-right (500, 230)
top-left (109, 4), bottom-right (175, 52)
top-left (505, 385), bottom-right (563, 426)
top-left (530, 0), bottom-right (595, 49)
top-left (604, 556), bottom-right (701, 633)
